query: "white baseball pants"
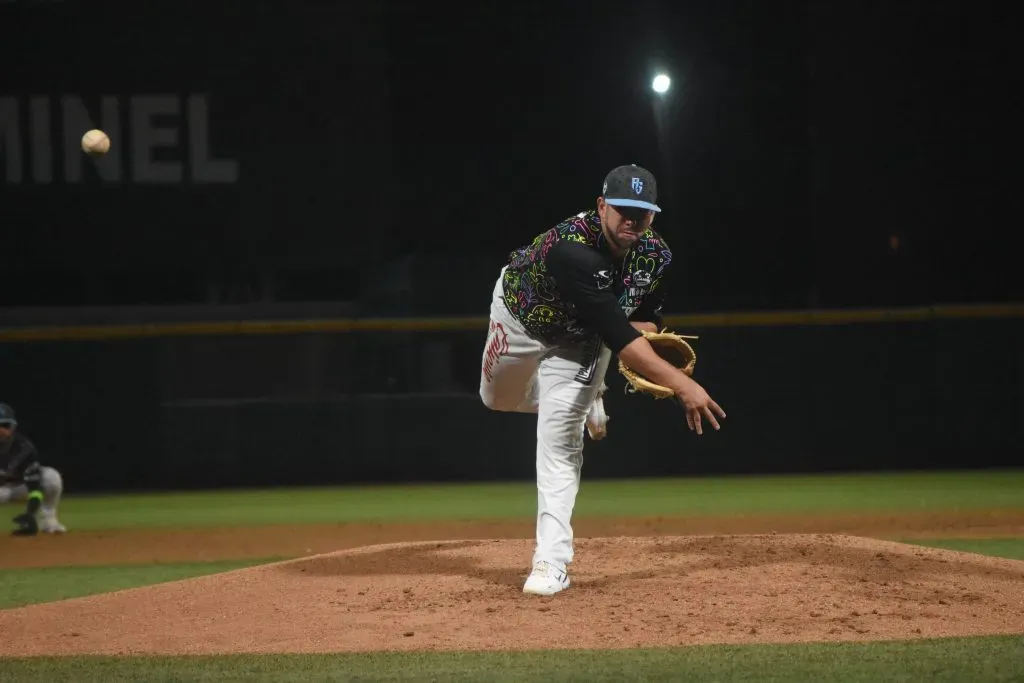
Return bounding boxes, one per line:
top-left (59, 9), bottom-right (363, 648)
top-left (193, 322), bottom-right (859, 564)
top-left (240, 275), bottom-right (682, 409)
top-left (479, 269), bottom-right (611, 573)
top-left (0, 465), bottom-right (64, 522)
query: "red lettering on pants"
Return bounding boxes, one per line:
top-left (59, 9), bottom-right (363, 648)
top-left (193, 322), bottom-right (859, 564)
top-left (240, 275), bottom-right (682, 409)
top-left (483, 321), bottom-right (510, 383)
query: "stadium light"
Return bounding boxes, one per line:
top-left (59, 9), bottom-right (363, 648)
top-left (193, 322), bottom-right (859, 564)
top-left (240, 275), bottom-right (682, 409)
top-left (652, 73), bottom-right (671, 94)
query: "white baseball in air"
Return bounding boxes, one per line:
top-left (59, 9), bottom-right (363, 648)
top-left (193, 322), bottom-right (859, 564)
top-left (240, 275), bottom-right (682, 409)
top-left (81, 129), bottom-right (111, 156)
top-left (652, 74), bottom-right (671, 94)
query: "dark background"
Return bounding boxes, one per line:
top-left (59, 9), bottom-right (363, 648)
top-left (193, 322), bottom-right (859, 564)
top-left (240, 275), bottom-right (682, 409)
top-left (1, 0), bottom-right (1018, 491)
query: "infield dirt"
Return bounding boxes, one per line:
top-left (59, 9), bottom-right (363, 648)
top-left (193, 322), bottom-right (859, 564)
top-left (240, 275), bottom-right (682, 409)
top-left (1, 511), bottom-right (1023, 656)
top-left (2, 509), bottom-right (1023, 569)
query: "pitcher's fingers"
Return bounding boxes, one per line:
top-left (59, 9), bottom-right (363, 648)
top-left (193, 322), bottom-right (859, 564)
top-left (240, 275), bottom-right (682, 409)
top-left (691, 409), bottom-right (703, 435)
top-left (686, 412), bottom-right (695, 432)
top-left (710, 399), bottom-right (727, 418)
top-left (702, 406), bottom-right (721, 431)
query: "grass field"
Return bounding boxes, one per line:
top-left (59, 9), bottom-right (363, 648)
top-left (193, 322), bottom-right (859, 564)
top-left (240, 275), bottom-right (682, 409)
top-left (3, 636), bottom-right (1024, 683)
top-left (2, 469), bottom-right (1023, 681)
top-left (56, 469), bottom-right (1024, 529)
top-left (0, 559), bottom-right (283, 610)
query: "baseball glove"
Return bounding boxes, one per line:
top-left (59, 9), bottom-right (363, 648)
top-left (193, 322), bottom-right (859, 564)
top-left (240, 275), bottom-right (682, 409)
top-left (619, 329), bottom-right (698, 399)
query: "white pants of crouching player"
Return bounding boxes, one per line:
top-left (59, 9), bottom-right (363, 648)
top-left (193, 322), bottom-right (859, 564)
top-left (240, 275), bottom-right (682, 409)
top-left (479, 269), bottom-right (612, 574)
top-left (0, 465), bottom-right (66, 532)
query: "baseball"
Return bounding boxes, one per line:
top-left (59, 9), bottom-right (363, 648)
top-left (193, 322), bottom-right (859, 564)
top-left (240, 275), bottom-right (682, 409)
top-left (81, 129), bottom-right (111, 156)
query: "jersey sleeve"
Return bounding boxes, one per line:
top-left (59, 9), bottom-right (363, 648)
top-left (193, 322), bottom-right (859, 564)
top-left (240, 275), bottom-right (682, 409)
top-left (545, 239), bottom-right (641, 353)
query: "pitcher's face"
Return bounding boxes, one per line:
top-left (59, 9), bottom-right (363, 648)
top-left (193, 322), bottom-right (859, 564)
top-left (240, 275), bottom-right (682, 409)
top-left (597, 198), bottom-right (653, 252)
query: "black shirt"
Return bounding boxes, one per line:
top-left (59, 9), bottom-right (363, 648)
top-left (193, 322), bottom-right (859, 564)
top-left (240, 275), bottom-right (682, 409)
top-left (0, 432), bottom-right (40, 486)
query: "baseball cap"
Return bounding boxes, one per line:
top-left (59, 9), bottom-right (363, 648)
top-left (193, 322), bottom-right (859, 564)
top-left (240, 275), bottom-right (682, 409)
top-left (601, 164), bottom-right (661, 213)
top-left (0, 403), bottom-right (16, 427)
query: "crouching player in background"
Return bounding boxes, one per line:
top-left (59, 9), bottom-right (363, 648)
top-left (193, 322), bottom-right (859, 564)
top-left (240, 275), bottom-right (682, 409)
top-left (0, 403), bottom-right (67, 535)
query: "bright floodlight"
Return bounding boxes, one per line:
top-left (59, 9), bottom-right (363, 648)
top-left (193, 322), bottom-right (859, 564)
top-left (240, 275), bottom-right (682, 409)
top-left (652, 73), bottom-right (671, 94)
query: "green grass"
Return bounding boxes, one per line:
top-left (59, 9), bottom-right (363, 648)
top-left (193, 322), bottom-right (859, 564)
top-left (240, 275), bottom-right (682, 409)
top-left (56, 469), bottom-right (1024, 530)
top-left (1, 636), bottom-right (1023, 682)
top-left (906, 538), bottom-right (1024, 561)
top-left (0, 559), bottom-right (282, 609)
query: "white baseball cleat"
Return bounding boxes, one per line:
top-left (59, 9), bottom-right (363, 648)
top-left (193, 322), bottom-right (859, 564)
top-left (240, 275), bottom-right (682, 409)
top-left (39, 514), bottom-right (67, 534)
top-left (585, 392), bottom-right (609, 440)
top-left (522, 561), bottom-right (570, 596)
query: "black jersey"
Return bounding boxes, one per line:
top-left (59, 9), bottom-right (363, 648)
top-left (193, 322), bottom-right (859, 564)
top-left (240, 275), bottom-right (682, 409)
top-left (501, 209), bottom-right (672, 352)
top-left (0, 432), bottom-right (40, 486)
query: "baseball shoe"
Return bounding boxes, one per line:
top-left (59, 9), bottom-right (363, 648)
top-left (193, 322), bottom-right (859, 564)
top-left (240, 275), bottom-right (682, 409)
top-left (523, 561), bottom-right (570, 596)
top-left (39, 514), bottom-right (66, 534)
top-left (585, 390), bottom-right (609, 441)
top-left (11, 513), bottom-right (38, 536)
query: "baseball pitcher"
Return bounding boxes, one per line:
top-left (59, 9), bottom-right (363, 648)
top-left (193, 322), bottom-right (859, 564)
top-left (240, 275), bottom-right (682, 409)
top-left (479, 164), bottom-right (726, 596)
top-left (0, 403), bottom-right (67, 535)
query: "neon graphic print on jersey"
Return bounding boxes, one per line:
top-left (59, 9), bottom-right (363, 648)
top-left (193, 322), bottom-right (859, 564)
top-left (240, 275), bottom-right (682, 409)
top-left (501, 210), bottom-right (672, 345)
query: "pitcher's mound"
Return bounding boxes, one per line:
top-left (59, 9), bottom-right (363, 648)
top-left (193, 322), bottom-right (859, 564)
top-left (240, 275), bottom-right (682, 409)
top-left (2, 534), bottom-right (1023, 656)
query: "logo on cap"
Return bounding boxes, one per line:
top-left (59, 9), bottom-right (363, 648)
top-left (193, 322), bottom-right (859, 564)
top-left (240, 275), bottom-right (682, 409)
top-left (601, 163), bottom-right (662, 212)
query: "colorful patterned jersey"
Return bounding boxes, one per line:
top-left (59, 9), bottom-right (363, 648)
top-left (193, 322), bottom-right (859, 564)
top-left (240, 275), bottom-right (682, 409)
top-left (501, 209), bottom-right (673, 346)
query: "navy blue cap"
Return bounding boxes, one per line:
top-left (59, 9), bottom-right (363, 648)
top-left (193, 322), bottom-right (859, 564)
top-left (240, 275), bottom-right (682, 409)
top-left (0, 403), bottom-right (16, 427)
top-left (602, 164), bottom-right (661, 213)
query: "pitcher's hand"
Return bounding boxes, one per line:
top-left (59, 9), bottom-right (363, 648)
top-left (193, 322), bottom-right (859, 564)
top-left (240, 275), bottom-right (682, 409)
top-left (675, 379), bottom-right (726, 435)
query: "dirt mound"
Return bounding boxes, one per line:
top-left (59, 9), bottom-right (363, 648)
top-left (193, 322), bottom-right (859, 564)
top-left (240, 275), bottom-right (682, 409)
top-left (4, 509), bottom-right (1023, 569)
top-left (2, 534), bottom-right (1023, 656)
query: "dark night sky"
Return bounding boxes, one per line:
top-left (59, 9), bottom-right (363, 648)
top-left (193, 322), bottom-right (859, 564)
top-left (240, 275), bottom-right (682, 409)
top-left (0, 0), bottom-right (1013, 311)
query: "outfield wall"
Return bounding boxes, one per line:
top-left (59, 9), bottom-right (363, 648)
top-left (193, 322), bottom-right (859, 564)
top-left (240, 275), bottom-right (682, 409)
top-left (1, 304), bottom-right (1021, 492)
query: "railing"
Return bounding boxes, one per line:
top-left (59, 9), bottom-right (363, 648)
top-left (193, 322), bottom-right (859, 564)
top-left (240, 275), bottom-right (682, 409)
top-left (2, 303), bottom-right (1021, 492)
